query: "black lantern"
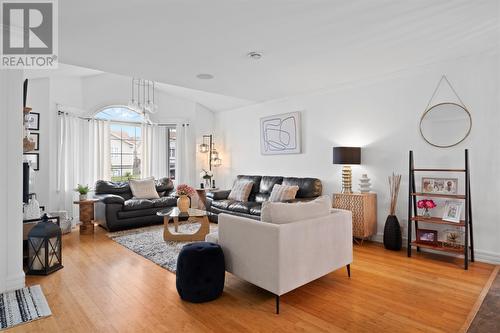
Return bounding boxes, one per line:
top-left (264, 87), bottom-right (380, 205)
top-left (27, 214), bottom-right (63, 275)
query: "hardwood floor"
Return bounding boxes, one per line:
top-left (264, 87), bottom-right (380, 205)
top-left (9, 227), bottom-right (496, 333)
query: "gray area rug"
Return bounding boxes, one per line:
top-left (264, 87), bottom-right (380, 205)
top-left (0, 285), bottom-right (51, 330)
top-left (107, 223), bottom-right (218, 273)
top-left (468, 270), bottom-right (500, 333)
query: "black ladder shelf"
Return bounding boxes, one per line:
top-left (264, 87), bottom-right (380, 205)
top-left (407, 149), bottom-right (474, 270)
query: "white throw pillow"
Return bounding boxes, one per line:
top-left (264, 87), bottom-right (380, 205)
top-left (268, 184), bottom-right (299, 202)
top-left (261, 195), bottom-right (331, 224)
top-left (129, 178), bottom-right (160, 199)
top-left (228, 181), bottom-right (254, 202)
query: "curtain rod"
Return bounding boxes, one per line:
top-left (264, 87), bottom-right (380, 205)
top-left (57, 111), bottom-right (177, 127)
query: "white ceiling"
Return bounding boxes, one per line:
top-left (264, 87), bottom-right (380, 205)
top-left (24, 63), bottom-right (102, 79)
top-left (58, 0), bottom-right (498, 106)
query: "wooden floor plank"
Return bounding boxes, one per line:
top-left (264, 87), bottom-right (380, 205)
top-left (6, 227), bottom-right (496, 333)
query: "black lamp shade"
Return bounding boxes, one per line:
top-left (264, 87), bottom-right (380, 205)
top-left (333, 147), bottom-right (361, 165)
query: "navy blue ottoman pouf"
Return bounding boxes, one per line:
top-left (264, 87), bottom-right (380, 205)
top-left (176, 242), bottom-right (225, 303)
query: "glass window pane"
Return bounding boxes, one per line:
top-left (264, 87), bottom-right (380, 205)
top-left (98, 107), bottom-right (144, 182)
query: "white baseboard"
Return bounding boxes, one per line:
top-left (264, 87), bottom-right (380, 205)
top-left (370, 233), bottom-right (500, 265)
top-left (475, 250), bottom-right (500, 265)
top-left (2, 272), bottom-right (25, 293)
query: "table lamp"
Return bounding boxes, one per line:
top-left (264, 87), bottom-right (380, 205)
top-left (333, 147), bottom-right (361, 193)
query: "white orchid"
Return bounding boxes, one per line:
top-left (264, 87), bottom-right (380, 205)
top-left (200, 169), bottom-right (213, 179)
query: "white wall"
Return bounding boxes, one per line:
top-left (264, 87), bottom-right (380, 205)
top-left (27, 77), bottom-right (84, 211)
top-left (26, 72), bottom-right (215, 212)
top-left (214, 53), bottom-right (500, 263)
top-left (0, 70), bottom-right (25, 292)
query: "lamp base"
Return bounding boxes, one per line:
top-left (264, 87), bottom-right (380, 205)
top-left (341, 165), bottom-right (353, 194)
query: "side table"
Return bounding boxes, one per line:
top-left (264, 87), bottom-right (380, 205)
top-left (73, 199), bottom-right (99, 235)
top-left (333, 192), bottom-right (377, 244)
top-left (195, 187), bottom-right (219, 210)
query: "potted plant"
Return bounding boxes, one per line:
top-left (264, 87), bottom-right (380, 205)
top-left (417, 199), bottom-right (436, 217)
top-left (383, 173), bottom-right (402, 251)
top-left (75, 184), bottom-right (90, 201)
top-left (124, 171), bottom-right (133, 181)
top-left (200, 169), bottom-right (213, 188)
top-left (176, 184), bottom-right (195, 212)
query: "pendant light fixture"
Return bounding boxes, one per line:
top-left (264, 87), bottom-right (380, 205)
top-left (128, 78), bottom-right (158, 123)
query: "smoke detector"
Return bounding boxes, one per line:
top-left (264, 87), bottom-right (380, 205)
top-left (196, 73), bottom-right (214, 80)
top-left (247, 51), bottom-right (263, 60)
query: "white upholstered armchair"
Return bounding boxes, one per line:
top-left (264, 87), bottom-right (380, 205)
top-left (209, 206), bottom-right (353, 313)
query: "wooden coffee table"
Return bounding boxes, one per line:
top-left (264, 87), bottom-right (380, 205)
top-left (157, 208), bottom-right (210, 242)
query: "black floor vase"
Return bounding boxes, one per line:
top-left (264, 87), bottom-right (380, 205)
top-left (383, 215), bottom-right (402, 251)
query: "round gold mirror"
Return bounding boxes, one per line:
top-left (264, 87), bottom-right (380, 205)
top-left (419, 102), bottom-right (472, 148)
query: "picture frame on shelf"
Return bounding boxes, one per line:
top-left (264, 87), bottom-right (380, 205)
top-left (28, 133), bottom-right (39, 151)
top-left (443, 229), bottom-right (465, 249)
top-left (416, 229), bottom-right (438, 245)
top-left (442, 200), bottom-right (463, 223)
top-left (421, 177), bottom-right (458, 194)
top-left (24, 153), bottom-right (39, 171)
top-left (25, 112), bottom-right (40, 131)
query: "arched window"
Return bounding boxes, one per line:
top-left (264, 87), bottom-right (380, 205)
top-left (94, 106), bottom-right (177, 181)
top-left (95, 107), bottom-right (143, 181)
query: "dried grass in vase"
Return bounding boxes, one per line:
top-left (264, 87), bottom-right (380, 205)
top-left (388, 173), bottom-right (402, 215)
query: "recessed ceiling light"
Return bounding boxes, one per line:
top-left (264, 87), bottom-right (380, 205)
top-left (196, 73), bottom-right (214, 80)
top-left (247, 51), bottom-right (263, 60)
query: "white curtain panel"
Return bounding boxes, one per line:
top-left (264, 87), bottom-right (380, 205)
top-left (89, 119), bottom-right (110, 182)
top-left (141, 124), bottom-right (168, 178)
top-left (153, 126), bottom-right (168, 178)
top-left (176, 123), bottom-right (194, 186)
top-left (56, 113), bottom-right (81, 219)
top-left (56, 113), bottom-right (110, 219)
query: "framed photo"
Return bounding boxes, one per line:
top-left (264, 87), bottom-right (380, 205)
top-left (25, 112), bottom-right (40, 130)
top-left (28, 133), bottom-right (39, 151)
top-left (416, 229), bottom-right (438, 245)
top-left (421, 177), bottom-right (458, 194)
top-left (24, 153), bottom-right (39, 171)
top-left (442, 200), bottom-right (463, 223)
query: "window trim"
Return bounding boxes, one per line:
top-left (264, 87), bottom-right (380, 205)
top-left (93, 105), bottom-right (145, 125)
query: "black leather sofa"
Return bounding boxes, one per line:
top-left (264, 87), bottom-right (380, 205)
top-left (94, 177), bottom-right (177, 231)
top-left (206, 175), bottom-right (322, 221)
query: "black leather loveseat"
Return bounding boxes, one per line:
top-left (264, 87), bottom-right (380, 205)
top-left (206, 175), bottom-right (322, 221)
top-left (94, 177), bottom-right (177, 231)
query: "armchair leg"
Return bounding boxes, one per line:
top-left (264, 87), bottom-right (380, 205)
top-left (276, 295), bottom-right (280, 314)
top-left (346, 264), bottom-right (351, 278)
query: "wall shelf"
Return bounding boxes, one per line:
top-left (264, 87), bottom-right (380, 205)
top-left (411, 192), bottom-right (466, 199)
top-left (410, 241), bottom-right (465, 254)
top-left (410, 216), bottom-right (465, 227)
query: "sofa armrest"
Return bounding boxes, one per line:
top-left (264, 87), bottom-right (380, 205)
top-left (277, 210), bottom-right (353, 294)
top-left (207, 190), bottom-right (231, 200)
top-left (219, 214), bottom-right (280, 293)
top-left (94, 194), bottom-right (125, 205)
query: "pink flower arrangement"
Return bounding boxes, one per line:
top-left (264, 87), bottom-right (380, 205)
top-left (417, 199), bottom-right (436, 217)
top-left (417, 199), bottom-right (436, 209)
top-left (176, 184), bottom-right (195, 197)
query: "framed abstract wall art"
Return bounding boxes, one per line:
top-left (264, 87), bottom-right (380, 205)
top-left (260, 111), bottom-right (301, 155)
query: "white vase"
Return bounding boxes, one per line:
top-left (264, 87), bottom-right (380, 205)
top-left (359, 174), bottom-right (371, 193)
top-left (24, 197), bottom-right (41, 219)
top-left (79, 194), bottom-right (88, 201)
